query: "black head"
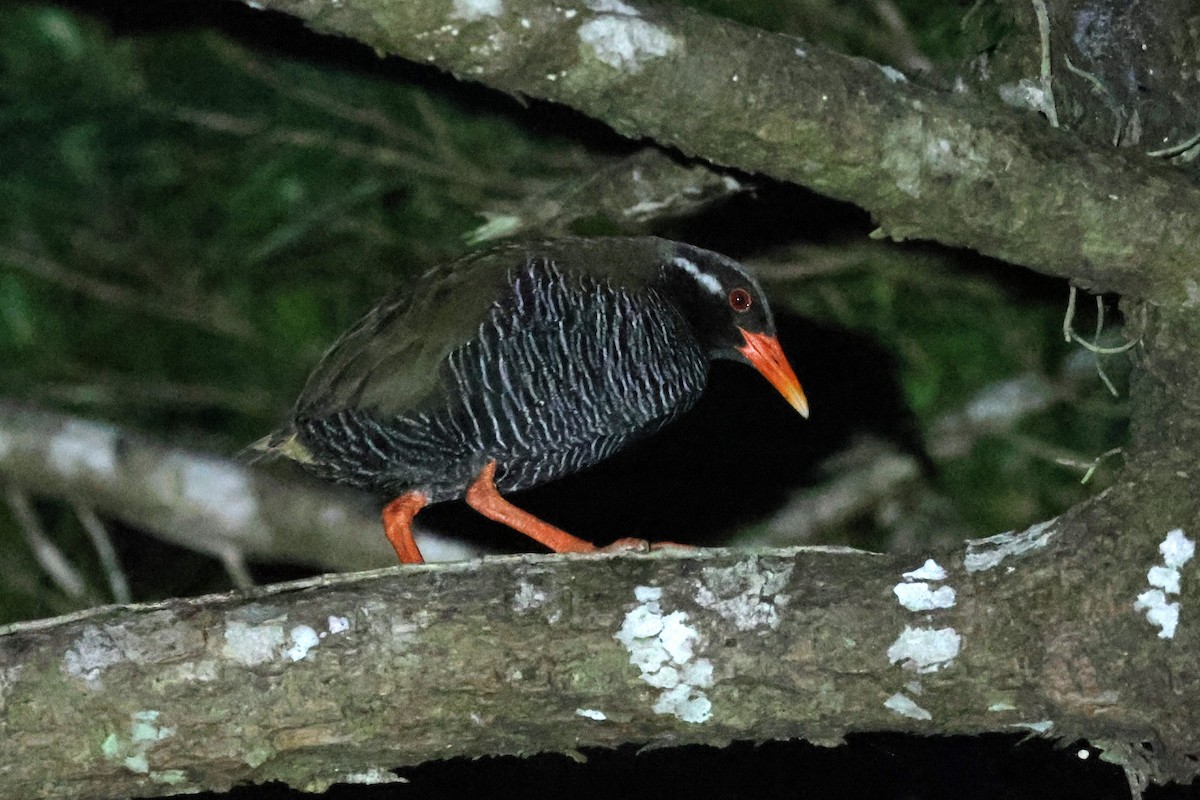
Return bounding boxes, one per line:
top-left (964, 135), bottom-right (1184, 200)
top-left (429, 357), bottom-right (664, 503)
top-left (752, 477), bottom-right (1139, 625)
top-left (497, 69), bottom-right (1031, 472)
top-left (658, 243), bottom-right (775, 358)
top-left (658, 242), bottom-right (809, 417)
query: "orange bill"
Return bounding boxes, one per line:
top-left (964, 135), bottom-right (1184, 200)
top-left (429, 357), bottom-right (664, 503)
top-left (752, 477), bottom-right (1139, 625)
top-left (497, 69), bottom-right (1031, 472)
top-left (737, 328), bottom-right (809, 418)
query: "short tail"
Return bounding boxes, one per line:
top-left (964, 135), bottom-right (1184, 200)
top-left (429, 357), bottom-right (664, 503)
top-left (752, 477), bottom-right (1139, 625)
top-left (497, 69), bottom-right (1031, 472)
top-left (238, 426), bottom-right (316, 466)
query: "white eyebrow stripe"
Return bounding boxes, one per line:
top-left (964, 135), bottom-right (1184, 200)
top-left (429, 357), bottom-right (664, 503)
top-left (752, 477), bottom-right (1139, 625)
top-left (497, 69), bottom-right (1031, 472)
top-left (671, 256), bottom-right (723, 295)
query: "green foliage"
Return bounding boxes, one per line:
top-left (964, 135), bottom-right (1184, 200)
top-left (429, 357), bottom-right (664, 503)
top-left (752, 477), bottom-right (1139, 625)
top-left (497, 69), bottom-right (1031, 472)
top-left (0, 4), bottom-right (581, 443)
top-left (0, 2), bottom-right (1128, 623)
top-left (0, 3), bottom-right (585, 620)
top-left (782, 245), bottom-right (1128, 537)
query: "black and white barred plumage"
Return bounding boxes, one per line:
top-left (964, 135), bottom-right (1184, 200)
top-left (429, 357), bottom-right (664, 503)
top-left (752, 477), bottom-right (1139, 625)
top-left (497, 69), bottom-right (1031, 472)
top-left (252, 237), bottom-right (784, 505)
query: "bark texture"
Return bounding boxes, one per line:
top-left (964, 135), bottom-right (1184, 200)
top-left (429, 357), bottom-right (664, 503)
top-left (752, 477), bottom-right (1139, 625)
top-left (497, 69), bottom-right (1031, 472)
top-left (240, 0), bottom-right (1200, 305)
top-left (1, 502), bottom-right (1197, 799)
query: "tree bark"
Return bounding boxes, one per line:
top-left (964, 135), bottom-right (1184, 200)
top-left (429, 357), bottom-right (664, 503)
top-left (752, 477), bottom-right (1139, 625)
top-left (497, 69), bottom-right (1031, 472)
top-left (0, 491), bottom-right (1196, 800)
top-left (240, 0), bottom-right (1200, 305)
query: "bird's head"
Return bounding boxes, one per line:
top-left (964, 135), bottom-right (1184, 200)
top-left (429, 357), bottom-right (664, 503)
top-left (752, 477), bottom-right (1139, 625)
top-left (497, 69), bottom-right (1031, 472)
top-left (659, 243), bottom-right (809, 418)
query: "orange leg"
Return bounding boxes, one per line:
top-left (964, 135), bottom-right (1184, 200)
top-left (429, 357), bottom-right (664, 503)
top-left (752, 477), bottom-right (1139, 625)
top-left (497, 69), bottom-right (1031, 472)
top-left (465, 461), bottom-right (601, 554)
top-left (382, 491), bottom-right (429, 565)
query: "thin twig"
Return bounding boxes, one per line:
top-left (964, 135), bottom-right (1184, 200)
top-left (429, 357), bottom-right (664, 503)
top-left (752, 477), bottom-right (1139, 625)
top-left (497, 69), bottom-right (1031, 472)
top-left (209, 39), bottom-right (425, 148)
top-left (412, 92), bottom-right (486, 184)
top-left (39, 375), bottom-right (277, 417)
top-left (5, 485), bottom-right (88, 600)
top-left (1146, 129), bottom-right (1200, 159)
top-left (159, 105), bottom-right (481, 186)
top-left (0, 245), bottom-right (258, 342)
top-left (1061, 54), bottom-right (1126, 146)
top-left (71, 503), bottom-right (131, 604)
top-left (1055, 447), bottom-right (1124, 484)
top-left (1063, 280), bottom-right (1077, 342)
top-left (1031, 0), bottom-right (1059, 128)
top-left (1062, 286), bottom-right (1139, 397)
top-left (1064, 287), bottom-right (1139, 354)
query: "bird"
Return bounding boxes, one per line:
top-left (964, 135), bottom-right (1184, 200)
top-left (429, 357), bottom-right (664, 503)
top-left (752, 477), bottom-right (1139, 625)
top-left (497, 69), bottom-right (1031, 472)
top-left (249, 236), bottom-right (808, 564)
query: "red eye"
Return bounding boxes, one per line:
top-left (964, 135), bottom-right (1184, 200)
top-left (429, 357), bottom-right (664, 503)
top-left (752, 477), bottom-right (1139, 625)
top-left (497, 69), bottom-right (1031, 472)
top-left (729, 288), bottom-right (752, 312)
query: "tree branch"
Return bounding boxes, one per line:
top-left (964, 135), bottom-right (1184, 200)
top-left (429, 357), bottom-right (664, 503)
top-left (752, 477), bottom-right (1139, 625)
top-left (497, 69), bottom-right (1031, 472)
top-left (239, 0), bottom-right (1200, 305)
top-left (0, 400), bottom-right (481, 573)
top-left (1, 489), bottom-right (1197, 798)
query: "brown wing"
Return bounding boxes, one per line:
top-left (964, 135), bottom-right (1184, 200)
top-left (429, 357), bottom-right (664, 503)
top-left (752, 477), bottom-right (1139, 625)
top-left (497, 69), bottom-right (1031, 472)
top-left (292, 252), bottom-right (513, 420)
top-left (292, 238), bottom-right (678, 421)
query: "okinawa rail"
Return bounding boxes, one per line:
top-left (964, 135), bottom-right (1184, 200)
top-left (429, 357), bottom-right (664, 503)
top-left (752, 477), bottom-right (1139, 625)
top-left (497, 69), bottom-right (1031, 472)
top-left (251, 237), bottom-right (808, 564)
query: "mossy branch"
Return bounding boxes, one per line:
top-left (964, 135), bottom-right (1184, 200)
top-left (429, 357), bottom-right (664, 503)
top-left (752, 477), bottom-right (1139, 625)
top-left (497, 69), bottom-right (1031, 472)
top-left (1, 490), bottom-right (1198, 799)
top-left (240, 0), bottom-right (1200, 305)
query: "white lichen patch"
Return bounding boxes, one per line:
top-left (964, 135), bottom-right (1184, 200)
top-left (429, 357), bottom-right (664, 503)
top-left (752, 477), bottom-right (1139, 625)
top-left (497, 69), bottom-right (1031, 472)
top-left (451, 0), bottom-right (502, 21)
top-left (1148, 566), bottom-right (1180, 595)
top-left (1184, 279), bottom-right (1200, 309)
top-left (340, 768), bottom-right (405, 785)
top-left (998, 78), bottom-right (1054, 118)
top-left (575, 708), bottom-right (607, 721)
top-left (0, 664), bottom-right (23, 702)
top-left (577, 16), bottom-right (676, 74)
top-left (229, 613), bottom-right (351, 664)
top-left (130, 709), bottom-right (175, 744)
top-left (584, 0), bottom-right (639, 14)
top-left (894, 582), bottom-right (956, 611)
top-left (884, 692), bottom-right (931, 721)
top-left (895, 560), bottom-right (955, 612)
top-left (167, 456), bottom-right (261, 532)
top-left (222, 621), bottom-right (285, 666)
top-left (1134, 591), bottom-right (1178, 638)
top-left (903, 559), bottom-right (946, 581)
top-left (513, 579), bottom-right (547, 612)
top-left (102, 710), bottom-right (175, 775)
top-left (693, 558), bottom-right (793, 631)
top-left (513, 578), bottom-right (563, 623)
top-left (64, 625), bottom-right (124, 686)
top-left (284, 625), bottom-right (321, 662)
top-left (1010, 720), bottom-right (1054, 734)
top-left (64, 614), bottom-right (192, 687)
top-left (615, 586), bottom-right (714, 724)
top-left (1160, 528), bottom-right (1195, 568)
top-left (887, 626), bottom-right (961, 673)
top-left (157, 659), bottom-right (218, 685)
top-left (964, 519), bottom-right (1057, 572)
top-left (49, 419), bottom-right (118, 478)
top-left (1135, 528), bottom-right (1194, 639)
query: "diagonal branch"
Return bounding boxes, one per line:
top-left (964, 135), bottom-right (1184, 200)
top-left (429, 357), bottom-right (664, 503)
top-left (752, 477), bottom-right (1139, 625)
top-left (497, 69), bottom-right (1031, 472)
top-left (238, 0), bottom-right (1200, 306)
top-left (0, 400), bottom-right (481, 574)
